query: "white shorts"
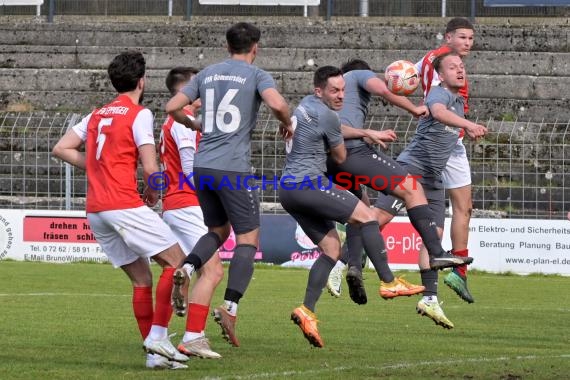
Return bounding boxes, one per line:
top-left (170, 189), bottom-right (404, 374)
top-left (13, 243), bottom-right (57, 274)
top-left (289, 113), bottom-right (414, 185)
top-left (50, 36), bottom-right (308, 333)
top-left (162, 206), bottom-right (208, 255)
top-left (87, 206), bottom-right (179, 268)
top-left (442, 139), bottom-right (472, 189)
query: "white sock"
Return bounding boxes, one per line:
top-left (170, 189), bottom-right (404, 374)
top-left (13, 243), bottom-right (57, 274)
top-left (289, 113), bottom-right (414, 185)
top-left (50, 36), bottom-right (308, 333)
top-left (182, 331), bottom-right (204, 343)
top-left (224, 300), bottom-right (238, 316)
top-left (422, 295), bottom-right (438, 303)
top-left (148, 325), bottom-right (168, 340)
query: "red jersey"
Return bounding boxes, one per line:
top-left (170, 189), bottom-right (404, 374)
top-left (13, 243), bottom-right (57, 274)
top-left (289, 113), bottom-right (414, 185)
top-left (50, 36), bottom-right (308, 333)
top-left (74, 95), bottom-right (155, 213)
top-left (160, 109), bottom-right (201, 211)
top-left (419, 45), bottom-right (469, 137)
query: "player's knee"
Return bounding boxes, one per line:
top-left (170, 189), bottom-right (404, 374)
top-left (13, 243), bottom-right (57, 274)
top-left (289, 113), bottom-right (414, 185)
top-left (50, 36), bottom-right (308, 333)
top-left (373, 207), bottom-right (394, 227)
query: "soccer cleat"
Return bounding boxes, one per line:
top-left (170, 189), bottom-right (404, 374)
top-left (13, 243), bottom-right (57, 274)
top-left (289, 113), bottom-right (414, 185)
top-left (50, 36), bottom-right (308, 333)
top-left (145, 353), bottom-right (188, 370)
top-left (444, 271), bottom-right (475, 303)
top-left (212, 306), bottom-right (240, 347)
top-left (379, 276), bottom-right (425, 299)
top-left (326, 262), bottom-right (345, 297)
top-left (178, 336), bottom-right (221, 359)
top-left (290, 305), bottom-right (324, 348)
top-left (171, 264), bottom-right (193, 317)
top-left (430, 251), bottom-right (473, 270)
top-left (416, 299), bottom-right (454, 329)
top-left (345, 266), bottom-right (367, 305)
top-left (143, 335), bottom-right (190, 362)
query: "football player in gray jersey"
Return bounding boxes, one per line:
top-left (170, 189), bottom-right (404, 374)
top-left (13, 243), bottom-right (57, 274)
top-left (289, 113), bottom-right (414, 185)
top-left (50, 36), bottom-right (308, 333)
top-left (326, 59), bottom-right (474, 305)
top-left (166, 22), bottom-right (293, 347)
top-left (375, 52), bottom-right (487, 329)
top-left (280, 66), bottom-right (421, 348)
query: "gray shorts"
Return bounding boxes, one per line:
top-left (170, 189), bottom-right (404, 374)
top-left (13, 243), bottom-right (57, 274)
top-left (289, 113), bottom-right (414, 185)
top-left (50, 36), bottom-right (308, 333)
top-left (327, 145), bottom-right (409, 197)
top-left (374, 163), bottom-right (446, 228)
top-left (194, 167), bottom-right (260, 234)
top-left (279, 177), bottom-right (360, 245)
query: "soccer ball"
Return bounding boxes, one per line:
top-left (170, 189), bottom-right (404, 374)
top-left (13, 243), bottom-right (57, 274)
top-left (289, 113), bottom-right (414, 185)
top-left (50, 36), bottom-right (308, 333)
top-left (384, 60), bottom-right (419, 96)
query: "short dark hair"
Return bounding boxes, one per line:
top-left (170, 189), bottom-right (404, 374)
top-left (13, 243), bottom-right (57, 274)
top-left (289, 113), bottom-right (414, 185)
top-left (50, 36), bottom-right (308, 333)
top-left (165, 67), bottom-right (199, 96)
top-left (226, 22), bottom-right (261, 55)
top-left (433, 51), bottom-right (460, 74)
top-left (107, 51), bottom-right (146, 93)
top-left (313, 66), bottom-right (343, 89)
top-left (445, 17), bottom-right (474, 34)
top-left (341, 59), bottom-right (371, 74)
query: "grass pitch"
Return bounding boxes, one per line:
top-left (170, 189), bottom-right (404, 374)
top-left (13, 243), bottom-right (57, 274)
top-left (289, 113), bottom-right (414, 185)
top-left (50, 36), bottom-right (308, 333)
top-left (0, 261), bottom-right (568, 379)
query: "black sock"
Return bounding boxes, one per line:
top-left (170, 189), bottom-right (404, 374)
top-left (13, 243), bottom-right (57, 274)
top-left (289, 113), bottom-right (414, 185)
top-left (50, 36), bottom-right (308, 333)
top-left (420, 269), bottom-right (438, 297)
top-left (226, 244), bottom-right (257, 300)
top-left (346, 223), bottom-right (364, 270)
top-left (184, 231), bottom-right (222, 270)
top-left (360, 221), bottom-right (394, 283)
top-left (407, 205), bottom-right (444, 257)
top-left (303, 253), bottom-right (336, 312)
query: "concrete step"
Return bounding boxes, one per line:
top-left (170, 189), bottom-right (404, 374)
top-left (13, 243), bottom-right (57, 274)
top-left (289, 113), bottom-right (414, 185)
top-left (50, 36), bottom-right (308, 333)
top-left (0, 19), bottom-right (568, 52)
top-left (2, 68), bottom-right (568, 99)
top-left (1, 45), bottom-right (569, 76)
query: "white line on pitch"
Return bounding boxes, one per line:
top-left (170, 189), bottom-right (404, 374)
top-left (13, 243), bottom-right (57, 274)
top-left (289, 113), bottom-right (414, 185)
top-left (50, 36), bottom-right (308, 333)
top-left (202, 354), bottom-right (570, 380)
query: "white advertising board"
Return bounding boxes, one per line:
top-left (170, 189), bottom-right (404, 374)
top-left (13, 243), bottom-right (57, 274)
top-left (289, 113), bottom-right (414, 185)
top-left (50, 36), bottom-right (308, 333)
top-left (1, 209), bottom-right (569, 275)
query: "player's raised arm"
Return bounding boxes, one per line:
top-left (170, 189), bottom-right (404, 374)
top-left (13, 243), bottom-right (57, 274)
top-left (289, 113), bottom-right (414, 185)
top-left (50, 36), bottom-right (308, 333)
top-left (430, 102), bottom-right (486, 139)
top-left (261, 87), bottom-right (293, 138)
top-left (365, 76), bottom-right (428, 118)
top-left (165, 90), bottom-right (201, 131)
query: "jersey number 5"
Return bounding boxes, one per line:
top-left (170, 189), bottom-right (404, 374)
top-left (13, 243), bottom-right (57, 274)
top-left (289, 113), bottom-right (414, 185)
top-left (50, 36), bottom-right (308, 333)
top-left (204, 88), bottom-right (241, 134)
top-left (96, 117), bottom-right (112, 160)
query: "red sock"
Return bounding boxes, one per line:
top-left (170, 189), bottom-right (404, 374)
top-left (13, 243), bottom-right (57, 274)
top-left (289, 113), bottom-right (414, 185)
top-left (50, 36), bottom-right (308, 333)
top-left (132, 286), bottom-right (153, 339)
top-left (186, 303), bottom-right (210, 333)
top-left (152, 267), bottom-right (175, 328)
top-left (453, 249), bottom-right (469, 278)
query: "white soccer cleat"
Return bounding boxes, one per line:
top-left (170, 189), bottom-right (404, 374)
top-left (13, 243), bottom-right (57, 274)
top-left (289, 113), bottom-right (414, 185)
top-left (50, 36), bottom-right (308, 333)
top-left (178, 336), bottom-right (221, 359)
top-left (326, 262), bottom-right (345, 297)
top-left (145, 353), bottom-right (188, 370)
top-left (143, 335), bottom-right (190, 362)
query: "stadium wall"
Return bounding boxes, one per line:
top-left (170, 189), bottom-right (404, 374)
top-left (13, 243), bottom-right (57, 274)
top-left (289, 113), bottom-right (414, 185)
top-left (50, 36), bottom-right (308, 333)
top-left (0, 17), bottom-right (568, 120)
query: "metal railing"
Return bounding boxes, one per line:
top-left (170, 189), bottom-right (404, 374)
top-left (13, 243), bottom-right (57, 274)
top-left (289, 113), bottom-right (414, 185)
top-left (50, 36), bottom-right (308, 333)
top-left (1, 111), bottom-right (568, 219)
top-left (1, 0), bottom-right (568, 18)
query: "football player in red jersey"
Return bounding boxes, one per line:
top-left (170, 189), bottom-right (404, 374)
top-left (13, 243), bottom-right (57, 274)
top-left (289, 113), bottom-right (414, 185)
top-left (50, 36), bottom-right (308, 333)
top-left (376, 18), bottom-right (479, 306)
top-left (53, 51), bottom-right (189, 369)
top-left (160, 67), bottom-right (223, 358)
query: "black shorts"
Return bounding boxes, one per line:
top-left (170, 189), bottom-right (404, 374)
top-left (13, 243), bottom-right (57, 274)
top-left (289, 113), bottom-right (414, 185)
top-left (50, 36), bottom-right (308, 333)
top-left (193, 167), bottom-right (260, 234)
top-left (327, 145), bottom-right (409, 197)
top-left (374, 163), bottom-right (446, 228)
top-left (278, 177), bottom-right (359, 245)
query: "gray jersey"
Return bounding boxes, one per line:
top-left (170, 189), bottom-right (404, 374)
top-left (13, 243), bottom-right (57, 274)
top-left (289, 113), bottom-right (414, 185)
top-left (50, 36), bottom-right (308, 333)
top-left (397, 85), bottom-right (464, 177)
top-left (181, 58), bottom-right (275, 172)
top-left (338, 69), bottom-right (376, 149)
top-left (282, 95), bottom-right (344, 182)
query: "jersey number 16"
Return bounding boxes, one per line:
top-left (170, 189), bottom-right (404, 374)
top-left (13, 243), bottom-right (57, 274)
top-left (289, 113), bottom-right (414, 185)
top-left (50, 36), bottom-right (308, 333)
top-left (204, 88), bottom-right (241, 134)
